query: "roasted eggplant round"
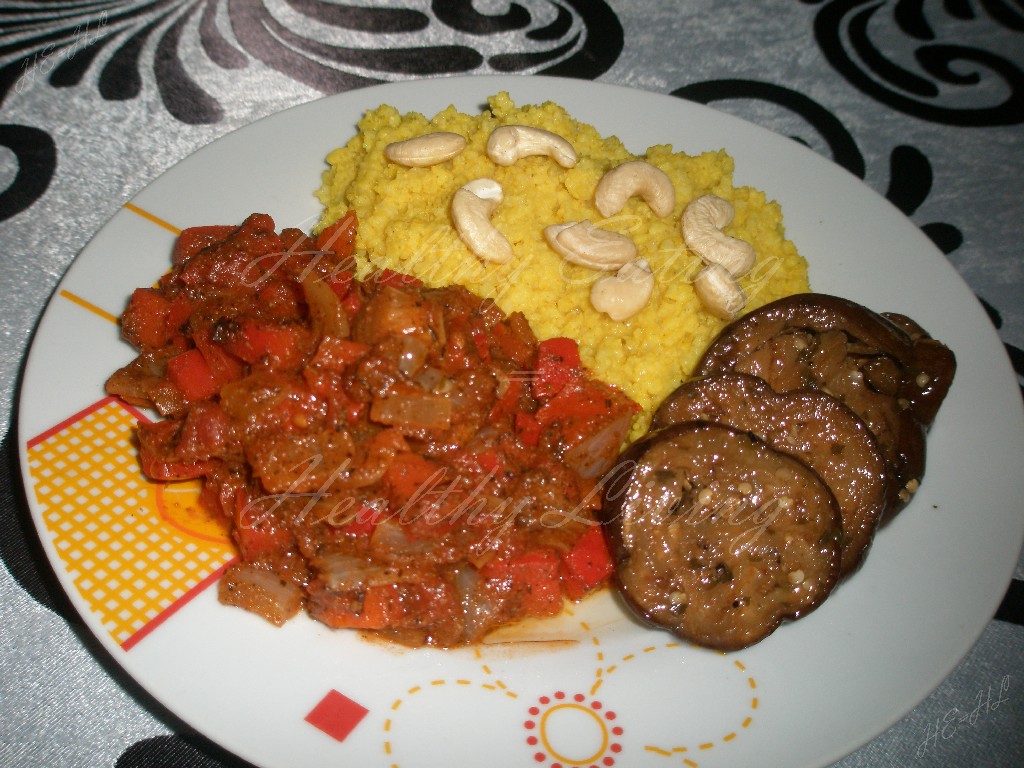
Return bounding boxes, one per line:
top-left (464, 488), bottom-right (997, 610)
top-left (694, 293), bottom-right (955, 515)
top-left (601, 422), bottom-right (842, 650)
top-left (652, 372), bottom-right (888, 575)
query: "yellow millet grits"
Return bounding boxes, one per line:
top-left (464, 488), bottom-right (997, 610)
top-left (315, 92), bottom-right (809, 436)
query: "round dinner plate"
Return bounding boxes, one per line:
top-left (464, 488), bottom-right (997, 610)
top-left (18, 75), bottom-right (1024, 768)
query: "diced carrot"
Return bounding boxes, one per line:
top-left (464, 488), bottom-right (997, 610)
top-left (166, 348), bottom-right (221, 401)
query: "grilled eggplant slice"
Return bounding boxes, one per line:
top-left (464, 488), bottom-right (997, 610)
top-left (695, 293), bottom-right (955, 515)
top-left (652, 373), bottom-right (887, 576)
top-left (601, 422), bottom-right (842, 650)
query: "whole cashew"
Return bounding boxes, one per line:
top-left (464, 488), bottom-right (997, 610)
top-left (594, 160), bottom-right (676, 218)
top-left (384, 132), bottom-right (467, 167)
top-left (451, 178), bottom-right (514, 264)
top-left (681, 194), bottom-right (756, 278)
top-left (486, 125), bottom-right (578, 168)
top-left (591, 259), bottom-right (655, 321)
top-left (544, 220), bottom-right (637, 270)
top-left (693, 263), bottom-right (746, 320)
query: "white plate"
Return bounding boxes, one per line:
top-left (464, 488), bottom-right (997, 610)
top-left (18, 75), bottom-right (1024, 768)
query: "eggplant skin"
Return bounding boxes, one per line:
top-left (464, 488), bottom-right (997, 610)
top-left (694, 292), bottom-right (956, 517)
top-left (600, 422), bottom-right (842, 651)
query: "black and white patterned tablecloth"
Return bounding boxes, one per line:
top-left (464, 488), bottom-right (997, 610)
top-left (1, 2), bottom-right (1021, 767)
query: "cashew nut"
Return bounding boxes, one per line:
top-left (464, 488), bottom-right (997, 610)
top-left (682, 194), bottom-right (756, 277)
top-left (591, 259), bottom-right (655, 321)
top-left (451, 178), bottom-right (514, 264)
top-left (384, 132), bottom-right (467, 167)
top-left (486, 125), bottom-right (578, 168)
top-left (594, 160), bottom-right (675, 218)
top-left (693, 263), bottom-right (746, 320)
top-left (543, 220), bottom-right (637, 270)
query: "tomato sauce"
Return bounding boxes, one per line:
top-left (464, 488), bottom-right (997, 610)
top-left (106, 213), bottom-right (639, 646)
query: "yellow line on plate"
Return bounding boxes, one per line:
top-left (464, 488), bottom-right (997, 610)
top-left (124, 201), bottom-right (181, 235)
top-left (59, 290), bottom-right (118, 324)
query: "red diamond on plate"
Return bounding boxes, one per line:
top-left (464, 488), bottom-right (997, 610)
top-left (304, 689), bottom-right (369, 742)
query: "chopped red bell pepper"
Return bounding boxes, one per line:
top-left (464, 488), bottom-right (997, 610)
top-left (256, 279), bottom-right (303, 319)
top-left (490, 319), bottom-right (534, 366)
top-left (534, 379), bottom-right (611, 427)
top-left (222, 320), bottom-right (306, 369)
top-left (560, 526), bottom-right (614, 600)
top-left (315, 584), bottom-right (402, 630)
top-left (136, 418), bottom-right (214, 480)
top-left (166, 348), bottom-right (221, 401)
top-left (192, 328), bottom-right (245, 386)
top-left (532, 337), bottom-right (581, 399)
top-left (374, 268), bottom-right (423, 289)
top-left (334, 502), bottom-right (387, 536)
top-left (310, 336), bottom-right (371, 373)
top-left (470, 321), bottom-right (491, 362)
top-left (172, 225), bottom-right (236, 264)
top-left (384, 452), bottom-right (447, 511)
top-left (165, 293), bottom-right (194, 337)
top-left (139, 451), bottom-right (214, 482)
top-left (233, 518), bottom-right (295, 563)
top-left (324, 269), bottom-right (355, 302)
top-left (315, 211), bottom-right (358, 256)
top-left (452, 447), bottom-right (504, 477)
top-left (481, 548), bottom-right (564, 617)
top-left (488, 377), bottom-right (523, 422)
top-left (514, 411), bottom-right (542, 447)
top-left (121, 288), bottom-right (172, 350)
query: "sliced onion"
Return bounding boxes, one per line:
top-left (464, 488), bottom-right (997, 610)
top-left (302, 275), bottom-right (349, 339)
top-left (312, 551), bottom-right (403, 591)
top-left (413, 365), bottom-right (449, 394)
top-left (453, 564), bottom-right (503, 642)
top-left (218, 562), bottom-right (303, 626)
top-left (370, 389), bottom-right (452, 431)
top-left (561, 412), bottom-right (633, 479)
top-left (370, 519), bottom-right (435, 556)
top-left (398, 335), bottom-right (432, 376)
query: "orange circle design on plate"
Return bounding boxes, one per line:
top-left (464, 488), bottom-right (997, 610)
top-left (154, 480), bottom-right (232, 544)
top-left (540, 702), bottom-right (609, 766)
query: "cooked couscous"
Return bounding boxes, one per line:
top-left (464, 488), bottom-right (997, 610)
top-left (315, 92), bottom-right (808, 435)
